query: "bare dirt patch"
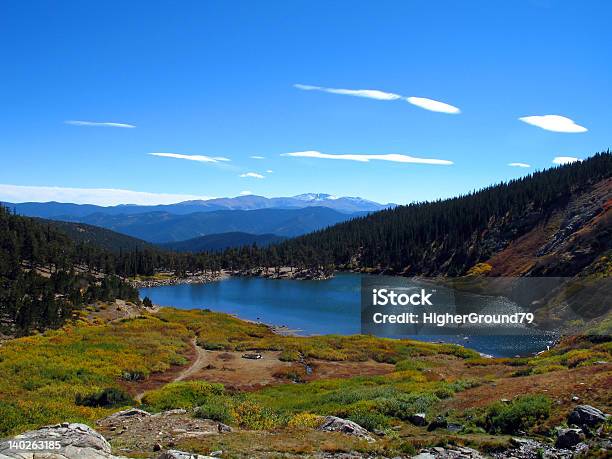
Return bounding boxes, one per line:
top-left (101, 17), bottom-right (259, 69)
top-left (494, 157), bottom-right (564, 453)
top-left (184, 351), bottom-right (394, 390)
top-left (186, 351), bottom-right (294, 390)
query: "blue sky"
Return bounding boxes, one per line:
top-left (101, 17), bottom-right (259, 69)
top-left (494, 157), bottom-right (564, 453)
top-left (0, 0), bottom-right (610, 205)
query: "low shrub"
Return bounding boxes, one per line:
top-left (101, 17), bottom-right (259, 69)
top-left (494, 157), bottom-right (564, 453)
top-left (142, 381), bottom-right (225, 411)
top-left (378, 392), bottom-right (440, 420)
top-left (347, 409), bottom-right (390, 431)
top-left (200, 342), bottom-right (227, 351)
top-left (511, 367), bottom-right (533, 377)
top-left (233, 400), bottom-right (281, 430)
top-left (481, 395), bottom-right (551, 434)
top-left (76, 387), bottom-right (133, 408)
top-left (278, 349), bottom-right (301, 362)
top-left (531, 364), bottom-right (565, 374)
top-left (194, 396), bottom-right (235, 424)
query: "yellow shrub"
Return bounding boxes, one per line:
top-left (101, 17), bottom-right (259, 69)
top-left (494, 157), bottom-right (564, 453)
top-left (287, 412), bottom-right (324, 429)
top-left (467, 262), bottom-right (493, 276)
top-left (232, 400), bottom-right (280, 430)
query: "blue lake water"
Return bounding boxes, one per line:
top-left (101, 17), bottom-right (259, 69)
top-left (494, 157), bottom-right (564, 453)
top-left (140, 273), bottom-right (555, 357)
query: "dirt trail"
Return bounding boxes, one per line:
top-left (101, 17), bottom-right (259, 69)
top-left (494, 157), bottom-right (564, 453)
top-left (175, 337), bottom-right (207, 382)
top-left (135, 336), bottom-right (206, 402)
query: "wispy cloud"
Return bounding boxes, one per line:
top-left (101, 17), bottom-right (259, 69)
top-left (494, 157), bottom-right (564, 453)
top-left (65, 120), bottom-right (136, 128)
top-left (552, 156), bottom-right (581, 165)
top-left (519, 115), bottom-right (587, 133)
top-left (508, 162), bottom-right (531, 168)
top-left (0, 184), bottom-right (213, 206)
top-left (149, 153), bottom-right (230, 163)
top-left (406, 97), bottom-right (460, 114)
top-left (294, 84), bottom-right (402, 101)
top-left (250, 155), bottom-right (265, 160)
top-left (240, 190), bottom-right (253, 195)
top-left (294, 84), bottom-right (460, 113)
top-left (239, 172), bottom-right (265, 179)
top-left (266, 169), bottom-right (274, 173)
top-left (281, 150), bottom-right (453, 165)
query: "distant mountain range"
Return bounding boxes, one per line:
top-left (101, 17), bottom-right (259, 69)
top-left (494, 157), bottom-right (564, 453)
top-left (2, 193), bottom-right (386, 243)
top-left (160, 232), bottom-right (286, 253)
top-left (2, 193), bottom-right (392, 217)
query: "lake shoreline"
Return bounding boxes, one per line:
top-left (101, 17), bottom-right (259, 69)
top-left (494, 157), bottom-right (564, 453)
top-left (139, 273), bottom-right (560, 358)
top-left (128, 271), bottom-right (230, 288)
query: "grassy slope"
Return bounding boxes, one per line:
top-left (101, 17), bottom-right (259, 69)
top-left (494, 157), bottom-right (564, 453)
top-left (0, 307), bottom-right (609, 457)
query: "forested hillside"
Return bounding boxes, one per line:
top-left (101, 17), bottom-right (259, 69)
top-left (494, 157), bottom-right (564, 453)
top-left (0, 207), bottom-right (139, 333)
top-left (40, 219), bottom-right (155, 253)
top-left (220, 152), bottom-right (612, 276)
top-left (0, 207), bottom-right (222, 334)
top-left (160, 232), bottom-right (286, 253)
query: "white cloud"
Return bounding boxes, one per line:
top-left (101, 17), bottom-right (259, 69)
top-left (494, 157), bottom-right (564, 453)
top-left (250, 155), bottom-right (265, 160)
top-left (149, 153), bottom-right (230, 163)
top-left (294, 84), bottom-right (461, 114)
top-left (281, 150), bottom-right (453, 165)
top-left (240, 190), bottom-right (253, 195)
top-left (266, 169), bottom-right (274, 173)
top-left (519, 115), bottom-right (587, 133)
top-left (406, 97), bottom-right (460, 114)
top-left (239, 172), bottom-right (265, 179)
top-left (508, 162), bottom-right (531, 168)
top-left (0, 184), bottom-right (213, 206)
top-left (552, 156), bottom-right (581, 165)
top-left (65, 120), bottom-right (135, 128)
top-left (294, 84), bottom-right (402, 101)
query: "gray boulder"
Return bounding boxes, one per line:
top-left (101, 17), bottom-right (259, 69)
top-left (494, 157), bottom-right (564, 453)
top-left (0, 422), bottom-right (121, 459)
top-left (317, 416), bottom-right (375, 442)
top-left (555, 428), bottom-right (584, 449)
top-left (414, 446), bottom-right (486, 458)
top-left (216, 422), bottom-right (232, 433)
top-left (568, 405), bottom-right (607, 428)
top-left (157, 451), bottom-right (217, 459)
top-left (102, 408), bottom-right (151, 420)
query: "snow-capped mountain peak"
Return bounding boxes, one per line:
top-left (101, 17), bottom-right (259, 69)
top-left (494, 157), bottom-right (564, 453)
top-left (292, 193), bottom-right (334, 201)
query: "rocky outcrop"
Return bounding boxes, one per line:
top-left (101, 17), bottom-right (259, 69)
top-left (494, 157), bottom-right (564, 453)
top-left (0, 421), bottom-right (226, 459)
top-left (0, 423), bottom-right (120, 459)
top-left (317, 416), bottom-right (375, 442)
top-left (491, 437), bottom-right (578, 459)
top-left (567, 404), bottom-right (608, 428)
top-left (555, 428), bottom-right (584, 449)
top-left (104, 408), bottom-right (151, 420)
top-left (96, 408), bottom-right (224, 453)
top-left (413, 446), bottom-right (485, 458)
top-left (128, 272), bottom-right (225, 288)
top-left (235, 266), bottom-right (333, 281)
top-left (156, 451), bottom-right (217, 459)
